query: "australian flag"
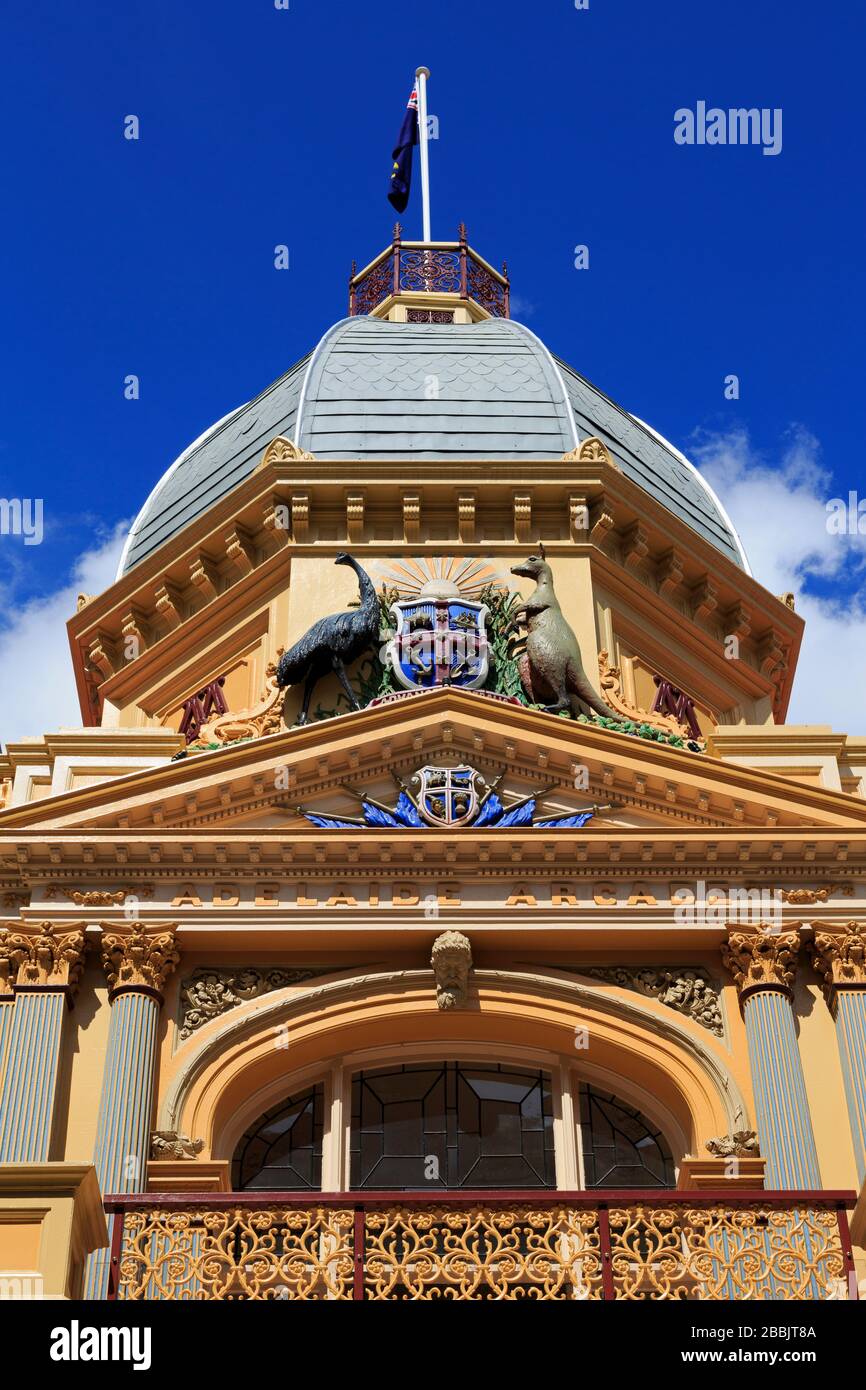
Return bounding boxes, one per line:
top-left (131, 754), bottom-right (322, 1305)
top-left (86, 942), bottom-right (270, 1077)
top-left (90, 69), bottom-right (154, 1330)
top-left (388, 82), bottom-right (418, 214)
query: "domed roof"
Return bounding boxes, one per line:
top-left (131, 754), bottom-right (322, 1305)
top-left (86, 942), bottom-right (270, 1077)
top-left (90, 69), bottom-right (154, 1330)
top-left (117, 316), bottom-right (748, 575)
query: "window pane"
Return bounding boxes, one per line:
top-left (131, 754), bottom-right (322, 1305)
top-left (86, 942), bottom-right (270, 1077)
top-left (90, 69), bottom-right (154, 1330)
top-left (578, 1085), bottom-right (674, 1189)
top-left (350, 1062), bottom-right (555, 1190)
top-left (231, 1083), bottom-right (324, 1191)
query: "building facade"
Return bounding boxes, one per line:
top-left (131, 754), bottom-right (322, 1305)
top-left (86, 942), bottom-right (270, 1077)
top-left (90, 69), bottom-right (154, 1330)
top-left (1, 228), bottom-right (865, 1301)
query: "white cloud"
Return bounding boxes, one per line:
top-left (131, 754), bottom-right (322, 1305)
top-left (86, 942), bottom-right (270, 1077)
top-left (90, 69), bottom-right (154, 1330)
top-left (692, 427), bottom-right (866, 732)
top-left (0, 525), bottom-right (128, 747)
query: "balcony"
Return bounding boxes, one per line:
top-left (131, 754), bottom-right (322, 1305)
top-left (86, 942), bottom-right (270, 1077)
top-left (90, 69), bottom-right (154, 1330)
top-left (348, 224), bottom-right (510, 321)
top-left (105, 1189), bottom-right (858, 1301)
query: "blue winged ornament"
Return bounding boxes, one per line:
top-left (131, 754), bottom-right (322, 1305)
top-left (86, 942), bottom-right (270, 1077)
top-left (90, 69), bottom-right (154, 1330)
top-left (296, 763), bottom-right (613, 830)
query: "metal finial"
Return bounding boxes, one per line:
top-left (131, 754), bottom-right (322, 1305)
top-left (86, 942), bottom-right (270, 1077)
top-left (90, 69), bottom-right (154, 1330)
top-left (458, 221), bottom-right (468, 243)
top-left (393, 221), bottom-right (403, 241)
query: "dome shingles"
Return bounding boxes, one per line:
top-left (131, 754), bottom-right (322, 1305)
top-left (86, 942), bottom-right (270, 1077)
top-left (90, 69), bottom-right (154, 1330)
top-left (118, 354), bottom-right (310, 575)
top-left (557, 361), bottom-right (747, 570)
top-left (118, 315), bottom-right (747, 576)
top-left (295, 317), bottom-right (576, 460)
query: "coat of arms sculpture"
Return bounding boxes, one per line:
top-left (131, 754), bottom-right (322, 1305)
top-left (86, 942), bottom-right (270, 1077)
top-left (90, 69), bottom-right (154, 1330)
top-left (385, 577), bottom-right (490, 690)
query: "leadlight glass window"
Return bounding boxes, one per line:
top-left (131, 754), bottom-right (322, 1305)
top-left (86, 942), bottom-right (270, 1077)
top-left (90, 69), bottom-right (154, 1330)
top-left (232, 1083), bottom-right (324, 1190)
top-left (350, 1061), bottom-right (555, 1190)
top-left (578, 1085), bottom-right (674, 1188)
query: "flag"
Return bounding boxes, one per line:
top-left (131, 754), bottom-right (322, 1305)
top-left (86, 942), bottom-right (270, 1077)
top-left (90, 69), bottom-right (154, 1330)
top-left (388, 82), bottom-right (418, 214)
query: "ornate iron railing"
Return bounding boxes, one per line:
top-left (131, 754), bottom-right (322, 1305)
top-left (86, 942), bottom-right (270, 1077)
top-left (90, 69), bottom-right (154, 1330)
top-left (349, 224), bottom-right (510, 319)
top-left (104, 1190), bottom-right (858, 1301)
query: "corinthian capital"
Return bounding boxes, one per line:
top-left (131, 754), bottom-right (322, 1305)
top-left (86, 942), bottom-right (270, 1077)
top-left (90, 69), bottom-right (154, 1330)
top-left (722, 928), bottom-right (801, 1002)
top-left (0, 931), bottom-right (17, 998)
top-left (100, 926), bottom-right (180, 999)
top-left (811, 923), bottom-right (866, 1013)
top-left (0, 922), bottom-right (87, 997)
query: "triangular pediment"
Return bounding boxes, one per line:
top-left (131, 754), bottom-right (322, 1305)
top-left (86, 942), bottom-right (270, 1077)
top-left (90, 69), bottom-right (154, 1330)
top-left (3, 689), bottom-right (866, 840)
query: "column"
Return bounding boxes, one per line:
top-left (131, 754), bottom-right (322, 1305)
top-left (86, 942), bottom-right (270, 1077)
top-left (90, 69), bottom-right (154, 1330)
top-left (83, 925), bottom-right (179, 1301)
top-left (722, 928), bottom-right (821, 1189)
top-left (0, 935), bottom-right (16, 1088)
top-left (811, 923), bottom-right (866, 1184)
top-left (0, 924), bottom-right (86, 1162)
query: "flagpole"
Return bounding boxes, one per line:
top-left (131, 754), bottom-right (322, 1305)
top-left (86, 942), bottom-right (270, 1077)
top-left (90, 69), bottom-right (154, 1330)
top-left (415, 65), bottom-right (432, 241)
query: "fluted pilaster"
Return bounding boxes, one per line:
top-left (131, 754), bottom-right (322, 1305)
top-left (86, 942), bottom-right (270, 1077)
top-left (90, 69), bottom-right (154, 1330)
top-left (722, 928), bottom-right (821, 1189)
top-left (0, 924), bottom-right (86, 1163)
top-left (811, 923), bottom-right (866, 1183)
top-left (0, 938), bottom-right (16, 1092)
top-left (84, 926), bottom-right (179, 1300)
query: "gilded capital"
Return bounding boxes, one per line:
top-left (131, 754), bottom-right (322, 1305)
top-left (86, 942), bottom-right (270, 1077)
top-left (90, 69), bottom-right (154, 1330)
top-left (100, 926), bottom-right (180, 999)
top-left (0, 922), bottom-right (87, 997)
top-left (810, 923), bottom-right (866, 1013)
top-left (722, 928), bottom-right (801, 1002)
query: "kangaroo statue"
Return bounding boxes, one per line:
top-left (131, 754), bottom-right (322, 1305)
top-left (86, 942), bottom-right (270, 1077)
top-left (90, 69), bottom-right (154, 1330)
top-left (505, 548), bottom-right (620, 721)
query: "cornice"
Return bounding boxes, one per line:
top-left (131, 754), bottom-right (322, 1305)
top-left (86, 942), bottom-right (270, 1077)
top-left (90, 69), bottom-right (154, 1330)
top-left (98, 583), bottom-right (272, 715)
top-left (594, 564), bottom-right (785, 717)
top-left (3, 690), bottom-right (864, 838)
top-left (2, 729), bottom-right (185, 768)
top-left (67, 453), bottom-right (802, 726)
top-left (708, 728), bottom-right (848, 760)
top-left (2, 828), bottom-right (864, 889)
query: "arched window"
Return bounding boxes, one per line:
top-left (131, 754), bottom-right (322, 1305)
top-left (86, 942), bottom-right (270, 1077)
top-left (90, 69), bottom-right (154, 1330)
top-left (228, 1067), bottom-right (676, 1193)
top-left (350, 1061), bottom-right (555, 1190)
top-left (232, 1083), bottom-right (324, 1191)
top-left (577, 1084), bottom-right (674, 1188)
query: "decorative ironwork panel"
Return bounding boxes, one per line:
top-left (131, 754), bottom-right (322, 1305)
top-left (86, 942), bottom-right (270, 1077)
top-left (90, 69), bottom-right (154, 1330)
top-left (117, 1206), bottom-right (355, 1300)
top-left (607, 1204), bottom-right (846, 1301)
top-left (398, 249), bottom-right (461, 294)
top-left (407, 309), bottom-right (454, 323)
top-left (232, 1084), bottom-right (324, 1191)
top-left (352, 253), bottom-right (395, 315)
top-left (110, 1198), bottom-right (850, 1300)
top-left (364, 1205), bottom-right (602, 1300)
top-left (351, 1062), bottom-right (555, 1190)
top-left (350, 241), bottom-right (509, 317)
top-left (579, 1085), bottom-right (675, 1189)
top-left (178, 677), bottom-right (228, 744)
top-left (466, 255), bottom-right (508, 317)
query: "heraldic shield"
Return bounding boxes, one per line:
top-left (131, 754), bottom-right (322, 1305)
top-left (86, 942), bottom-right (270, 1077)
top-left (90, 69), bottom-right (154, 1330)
top-left (411, 765), bottom-right (482, 828)
top-left (386, 587), bottom-right (490, 691)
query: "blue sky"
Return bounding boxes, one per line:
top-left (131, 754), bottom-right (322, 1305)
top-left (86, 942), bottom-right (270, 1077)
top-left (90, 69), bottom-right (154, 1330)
top-left (2, 0), bottom-right (866, 738)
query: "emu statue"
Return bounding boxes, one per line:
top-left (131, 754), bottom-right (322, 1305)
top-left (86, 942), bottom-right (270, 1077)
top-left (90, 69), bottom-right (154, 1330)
top-left (277, 552), bottom-right (380, 726)
top-left (506, 547), bottom-right (620, 721)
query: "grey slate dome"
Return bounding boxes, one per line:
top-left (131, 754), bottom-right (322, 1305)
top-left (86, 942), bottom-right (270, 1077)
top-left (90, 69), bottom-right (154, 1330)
top-left (117, 316), bottom-right (749, 575)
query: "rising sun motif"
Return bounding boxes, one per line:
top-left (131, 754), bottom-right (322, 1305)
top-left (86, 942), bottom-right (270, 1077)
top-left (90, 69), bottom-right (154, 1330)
top-left (372, 555), bottom-right (508, 600)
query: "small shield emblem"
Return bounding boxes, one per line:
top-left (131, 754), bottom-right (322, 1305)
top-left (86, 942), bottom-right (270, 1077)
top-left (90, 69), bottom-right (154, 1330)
top-left (411, 765), bottom-right (480, 828)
